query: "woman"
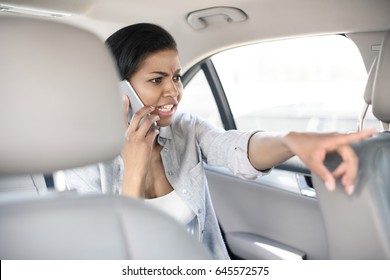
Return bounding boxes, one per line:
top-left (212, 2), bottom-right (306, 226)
top-left (65, 23), bottom-right (374, 259)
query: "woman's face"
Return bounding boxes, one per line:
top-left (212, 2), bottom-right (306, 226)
top-left (129, 49), bottom-right (183, 127)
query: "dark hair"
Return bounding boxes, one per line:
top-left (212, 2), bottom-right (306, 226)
top-left (105, 23), bottom-right (177, 80)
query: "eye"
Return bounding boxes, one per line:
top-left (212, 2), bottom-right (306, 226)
top-left (150, 77), bottom-right (162, 84)
top-left (173, 74), bottom-right (182, 83)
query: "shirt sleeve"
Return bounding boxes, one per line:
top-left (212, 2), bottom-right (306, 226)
top-left (63, 157), bottom-right (122, 194)
top-left (63, 164), bottom-right (103, 193)
top-left (194, 116), bottom-right (269, 180)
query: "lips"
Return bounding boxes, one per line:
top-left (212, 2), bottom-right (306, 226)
top-left (157, 104), bottom-right (174, 112)
top-left (154, 103), bottom-right (177, 118)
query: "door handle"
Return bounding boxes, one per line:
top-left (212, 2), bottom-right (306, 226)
top-left (296, 173), bottom-right (316, 198)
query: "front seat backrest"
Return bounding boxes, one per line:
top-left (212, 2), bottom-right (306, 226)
top-left (0, 16), bottom-right (124, 174)
top-left (0, 16), bottom-right (212, 260)
top-left (312, 30), bottom-right (390, 259)
top-left (0, 193), bottom-right (211, 259)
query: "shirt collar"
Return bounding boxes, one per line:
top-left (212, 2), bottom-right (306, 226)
top-left (157, 125), bottom-right (173, 145)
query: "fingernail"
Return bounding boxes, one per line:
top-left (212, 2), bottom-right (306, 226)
top-left (346, 185), bottom-right (355, 195)
top-left (325, 179), bottom-right (335, 192)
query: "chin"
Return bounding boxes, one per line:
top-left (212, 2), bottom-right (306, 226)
top-left (156, 118), bottom-right (173, 127)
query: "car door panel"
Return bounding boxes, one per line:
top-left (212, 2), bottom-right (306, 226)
top-left (206, 165), bottom-right (329, 260)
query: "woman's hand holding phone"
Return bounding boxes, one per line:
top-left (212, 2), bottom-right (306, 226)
top-left (120, 88), bottom-right (160, 197)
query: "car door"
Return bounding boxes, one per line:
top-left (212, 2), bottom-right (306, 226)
top-left (179, 34), bottom-right (378, 259)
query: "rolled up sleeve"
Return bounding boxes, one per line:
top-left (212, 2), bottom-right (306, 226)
top-left (195, 117), bottom-right (268, 180)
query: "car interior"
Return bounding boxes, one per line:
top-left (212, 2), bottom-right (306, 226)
top-left (0, 0), bottom-right (390, 260)
top-left (0, 16), bottom-right (212, 260)
top-left (312, 29), bottom-right (390, 259)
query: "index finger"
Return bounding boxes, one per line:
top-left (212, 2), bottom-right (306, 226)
top-left (122, 95), bottom-right (130, 126)
top-left (332, 128), bottom-right (375, 146)
top-left (129, 106), bottom-right (155, 132)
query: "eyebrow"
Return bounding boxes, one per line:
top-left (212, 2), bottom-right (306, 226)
top-left (149, 69), bottom-right (182, 76)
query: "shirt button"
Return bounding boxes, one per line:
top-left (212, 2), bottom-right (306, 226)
top-left (167, 171), bottom-right (174, 176)
top-left (163, 147), bottom-right (168, 152)
top-left (198, 209), bottom-right (202, 214)
top-left (182, 189), bottom-right (187, 195)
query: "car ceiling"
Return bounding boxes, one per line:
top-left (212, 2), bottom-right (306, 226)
top-left (1, 0), bottom-right (390, 70)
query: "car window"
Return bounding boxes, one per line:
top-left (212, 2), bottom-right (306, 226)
top-left (179, 69), bottom-right (223, 128)
top-left (210, 35), bottom-right (380, 133)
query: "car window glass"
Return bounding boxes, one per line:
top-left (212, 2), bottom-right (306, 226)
top-left (211, 35), bottom-right (380, 133)
top-left (179, 69), bottom-right (223, 128)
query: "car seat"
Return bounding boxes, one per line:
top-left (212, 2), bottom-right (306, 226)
top-left (0, 16), bottom-right (212, 260)
top-left (358, 55), bottom-right (377, 131)
top-left (0, 174), bottom-right (47, 195)
top-left (312, 30), bottom-right (390, 259)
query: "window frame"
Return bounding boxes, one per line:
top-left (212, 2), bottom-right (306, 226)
top-left (183, 59), bottom-right (236, 130)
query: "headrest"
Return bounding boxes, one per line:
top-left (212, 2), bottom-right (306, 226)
top-left (372, 30), bottom-right (390, 123)
top-left (0, 17), bottom-right (124, 174)
top-left (363, 56), bottom-right (378, 105)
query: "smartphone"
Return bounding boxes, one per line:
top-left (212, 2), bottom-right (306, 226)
top-left (119, 79), bottom-right (157, 129)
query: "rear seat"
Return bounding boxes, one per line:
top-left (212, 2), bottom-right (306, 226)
top-left (0, 174), bottom-right (47, 195)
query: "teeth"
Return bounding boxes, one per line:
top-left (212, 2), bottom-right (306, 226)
top-left (158, 104), bottom-right (174, 112)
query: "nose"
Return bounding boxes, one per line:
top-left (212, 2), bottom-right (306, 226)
top-left (163, 79), bottom-right (180, 98)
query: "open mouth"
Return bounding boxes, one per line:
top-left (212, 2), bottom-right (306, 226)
top-left (157, 104), bottom-right (175, 112)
